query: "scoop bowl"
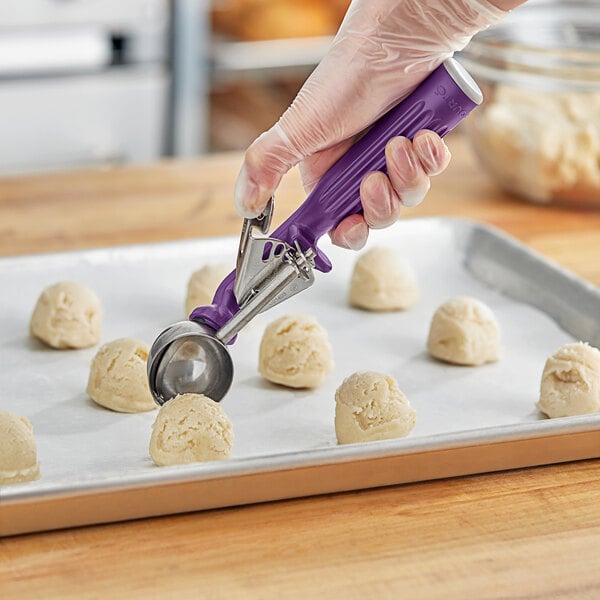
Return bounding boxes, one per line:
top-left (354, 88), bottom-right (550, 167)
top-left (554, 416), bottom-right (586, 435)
top-left (147, 320), bottom-right (234, 405)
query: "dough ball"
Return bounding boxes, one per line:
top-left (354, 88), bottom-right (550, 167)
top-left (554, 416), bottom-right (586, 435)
top-left (258, 314), bottom-right (334, 389)
top-left (335, 372), bottom-right (416, 445)
top-left (30, 281), bottom-right (102, 349)
top-left (185, 264), bottom-right (231, 316)
top-left (427, 296), bottom-right (500, 366)
top-left (470, 86), bottom-right (600, 206)
top-left (0, 410), bottom-right (40, 484)
top-left (349, 247), bottom-right (419, 311)
top-left (149, 393), bottom-right (233, 466)
top-left (86, 338), bottom-right (155, 413)
top-left (537, 342), bottom-right (600, 418)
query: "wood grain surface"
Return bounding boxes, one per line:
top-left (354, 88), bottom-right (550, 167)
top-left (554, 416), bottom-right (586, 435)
top-left (1, 135), bottom-right (600, 598)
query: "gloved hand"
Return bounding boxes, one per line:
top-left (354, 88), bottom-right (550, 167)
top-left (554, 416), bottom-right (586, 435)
top-left (234, 0), bottom-right (507, 249)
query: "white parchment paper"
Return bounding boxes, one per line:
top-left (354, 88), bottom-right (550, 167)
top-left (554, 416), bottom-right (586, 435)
top-left (1, 218), bottom-right (596, 499)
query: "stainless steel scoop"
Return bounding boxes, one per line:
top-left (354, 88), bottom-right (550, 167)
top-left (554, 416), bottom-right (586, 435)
top-left (149, 198), bottom-right (317, 405)
top-left (147, 57), bottom-right (483, 406)
top-left (148, 320), bottom-right (234, 404)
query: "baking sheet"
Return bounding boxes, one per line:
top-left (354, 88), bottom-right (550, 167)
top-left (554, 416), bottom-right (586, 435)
top-left (1, 217), bottom-right (599, 535)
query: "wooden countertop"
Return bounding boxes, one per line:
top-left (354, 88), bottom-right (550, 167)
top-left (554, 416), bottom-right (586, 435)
top-left (1, 136), bottom-right (600, 598)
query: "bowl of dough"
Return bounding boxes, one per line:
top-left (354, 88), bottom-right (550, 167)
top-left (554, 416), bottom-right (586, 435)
top-left (460, 0), bottom-right (600, 207)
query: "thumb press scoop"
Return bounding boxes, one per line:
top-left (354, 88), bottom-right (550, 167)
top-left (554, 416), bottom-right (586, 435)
top-left (148, 57), bottom-right (483, 406)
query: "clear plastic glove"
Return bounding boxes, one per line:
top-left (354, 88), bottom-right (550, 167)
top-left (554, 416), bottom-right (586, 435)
top-left (234, 0), bottom-right (506, 249)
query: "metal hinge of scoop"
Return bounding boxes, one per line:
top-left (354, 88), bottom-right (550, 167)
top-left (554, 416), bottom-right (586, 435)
top-left (233, 197), bottom-right (316, 313)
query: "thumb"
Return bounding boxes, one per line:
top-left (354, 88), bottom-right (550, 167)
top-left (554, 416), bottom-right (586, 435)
top-left (233, 35), bottom-right (368, 219)
top-left (234, 123), bottom-right (304, 218)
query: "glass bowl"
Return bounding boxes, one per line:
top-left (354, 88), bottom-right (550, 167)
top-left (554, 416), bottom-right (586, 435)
top-left (460, 0), bottom-right (600, 207)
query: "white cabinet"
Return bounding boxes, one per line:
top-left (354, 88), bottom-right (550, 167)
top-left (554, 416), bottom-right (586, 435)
top-left (0, 67), bottom-right (168, 174)
top-left (0, 0), bottom-right (170, 173)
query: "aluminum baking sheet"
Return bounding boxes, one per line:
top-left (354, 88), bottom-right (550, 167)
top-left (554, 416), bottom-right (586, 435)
top-left (1, 217), bottom-right (599, 535)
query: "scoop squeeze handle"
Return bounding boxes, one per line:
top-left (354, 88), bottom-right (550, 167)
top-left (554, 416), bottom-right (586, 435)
top-left (192, 57), bottom-right (481, 331)
top-left (270, 57), bottom-right (482, 272)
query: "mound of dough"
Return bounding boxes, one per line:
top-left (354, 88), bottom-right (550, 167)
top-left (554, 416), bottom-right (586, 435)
top-left (349, 247), bottom-right (419, 311)
top-left (427, 296), bottom-right (500, 366)
top-left (87, 338), bottom-right (156, 413)
top-left (0, 410), bottom-right (40, 484)
top-left (30, 281), bottom-right (102, 349)
top-left (258, 314), bottom-right (334, 389)
top-left (185, 264), bottom-right (231, 316)
top-left (149, 393), bottom-right (233, 466)
top-left (472, 86), bottom-right (600, 205)
top-left (537, 342), bottom-right (600, 418)
top-left (335, 372), bottom-right (416, 445)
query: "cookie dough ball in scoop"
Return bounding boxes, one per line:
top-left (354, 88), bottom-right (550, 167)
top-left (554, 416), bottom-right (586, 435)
top-left (259, 314), bottom-right (334, 389)
top-left (335, 372), bottom-right (416, 445)
top-left (30, 281), bottom-right (102, 349)
top-left (537, 342), bottom-right (600, 418)
top-left (87, 338), bottom-right (156, 413)
top-left (185, 264), bottom-right (231, 316)
top-left (349, 247), bottom-right (419, 311)
top-left (0, 410), bottom-right (40, 484)
top-left (149, 394), bottom-right (233, 466)
top-left (427, 296), bottom-right (500, 366)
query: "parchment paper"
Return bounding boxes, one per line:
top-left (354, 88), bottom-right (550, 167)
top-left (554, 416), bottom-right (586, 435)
top-left (1, 218), bottom-right (596, 499)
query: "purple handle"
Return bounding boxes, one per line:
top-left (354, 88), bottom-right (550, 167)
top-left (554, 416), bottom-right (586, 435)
top-left (192, 58), bottom-right (481, 332)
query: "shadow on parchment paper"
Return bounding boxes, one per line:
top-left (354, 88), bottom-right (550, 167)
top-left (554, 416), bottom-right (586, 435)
top-left (28, 393), bottom-right (124, 435)
top-left (0, 333), bottom-right (54, 353)
top-left (390, 350), bottom-right (493, 395)
top-left (231, 375), bottom-right (319, 415)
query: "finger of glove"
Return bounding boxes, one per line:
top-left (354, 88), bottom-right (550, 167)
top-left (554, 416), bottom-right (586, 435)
top-left (234, 124), bottom-right (303, 218)
top-left (360, 171), bottom-right (403, 229)
top-left (329, 214), bottom-right (369, 250)
top-left (413, 130), bottom-right (451, 176)
top-left (385, 136), bottom-right (431, 208)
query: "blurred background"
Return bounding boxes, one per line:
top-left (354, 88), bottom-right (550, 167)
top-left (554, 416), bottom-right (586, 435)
top-left (0, 0), bottom-right (350, 175)
top-left (0, 0), bottom-right (598, 208)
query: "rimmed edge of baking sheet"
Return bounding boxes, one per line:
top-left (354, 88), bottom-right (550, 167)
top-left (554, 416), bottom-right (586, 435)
top-left (2, 419), bottom-right (599, 537)
top-left (1, 217), bottom-right (599, 536)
